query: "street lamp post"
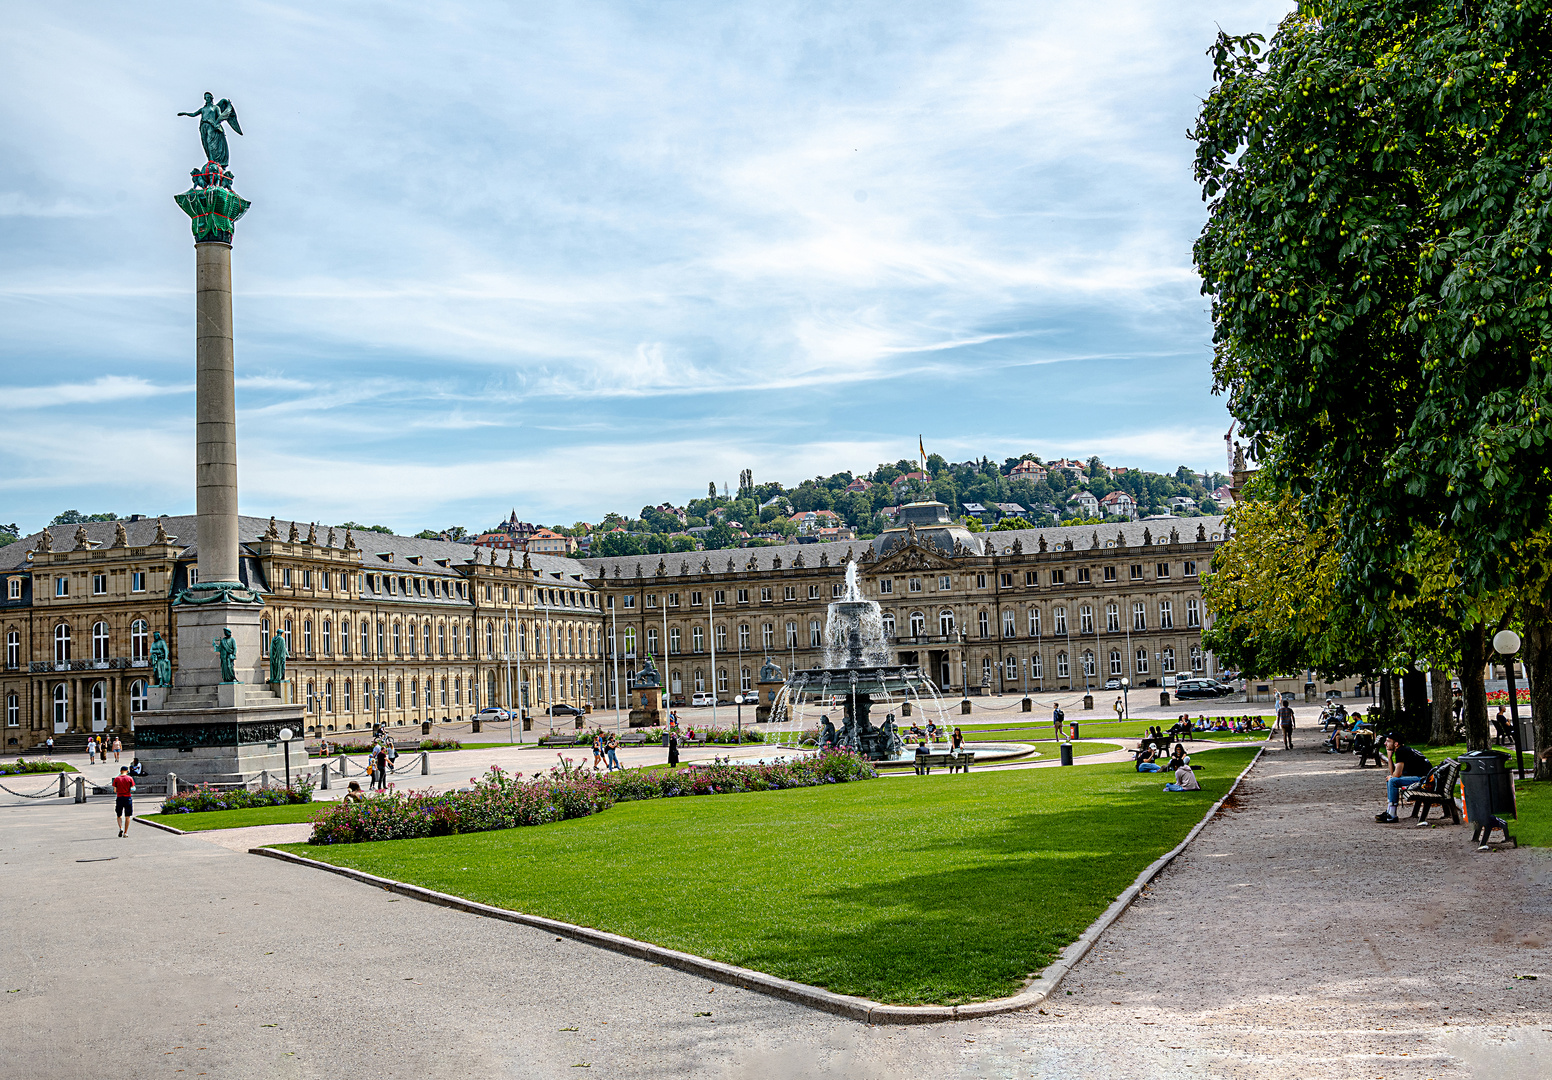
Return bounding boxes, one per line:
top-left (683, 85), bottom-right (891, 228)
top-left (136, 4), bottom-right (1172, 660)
top-left (1120, 677), bottom-right (1131, 721)
top-left (278, 726), bottom-right (294, 791)
top-left (1493, 630), bottom-right (1527, 779)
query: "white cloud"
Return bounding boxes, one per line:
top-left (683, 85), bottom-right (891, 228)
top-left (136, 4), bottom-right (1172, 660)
top-left (3, 376), bottom-right (189, 409)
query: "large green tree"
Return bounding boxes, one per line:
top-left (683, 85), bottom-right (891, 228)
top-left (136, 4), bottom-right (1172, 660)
top-left (1194, 1), bottom-right (1552, 761)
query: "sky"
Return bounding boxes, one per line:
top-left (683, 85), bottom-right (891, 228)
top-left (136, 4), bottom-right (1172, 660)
top-left (0, 0), bottom-right (1292, 536)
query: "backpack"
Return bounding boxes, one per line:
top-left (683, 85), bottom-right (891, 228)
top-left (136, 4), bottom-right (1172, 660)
top-left (1053, 707), bottom-right (1064, 724)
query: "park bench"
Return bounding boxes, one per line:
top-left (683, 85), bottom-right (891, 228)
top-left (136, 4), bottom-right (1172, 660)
top-left (617, 732), bottom-right (649, 746)
top-left (1402, 759), bottom-right (1461, 825)
top-left (913, 750), bottom-right (973, 775)
top-left (538, 734), bottom-right (577, 747)
top-left (1352, 731), bottom-right (1386, 768)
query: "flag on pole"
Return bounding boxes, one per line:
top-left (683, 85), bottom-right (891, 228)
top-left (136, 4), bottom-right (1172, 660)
top-left (919, 435), bottom-right (927, 471)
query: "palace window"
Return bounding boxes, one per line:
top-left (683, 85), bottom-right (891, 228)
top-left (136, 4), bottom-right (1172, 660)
top-left (1186, 598), bottom-right (1201, 628)
top-left (976, 573), bottom-right (987, 589)
top-left (669, 627), bottom-right (681, 654)
top-left (938, 575), bottom-right (951, 591)
top-left (1106, 603), bottom-right (1119, 632)
top-left (485, 621), bottom-right (494, 656)
top-left (1184, 560), bottom-right (1198, 577)
top-left (738, 624), bottom-right (750, 650)
top-left (1156, 562), bottom-right (1170, 578)
top-left (92, 621), bottom-right (110, 661)
top-left (1005, 654), bottom-right (1017, 680)
top-left (424, 622), bottom-right (433, 655)
top-left (376, 621), bottom-right (385, 655)
top-left (8, 630), bottom-right (21, 668)
top-left (1056, 651), bottom-right (1069, 678)
top-left (304, 619), bottom-right (313, 654)
top-left (1130, 564), bottom-right (1144, 580)
top-left (1110, 650), bottom-right (1123, 675)
top-left (939, 609), bottom-right (955, 636)
top-left (977, 611), bottom-right (990, 638)
top-left (669, 592), bottom-right (680, 608)
top-left (1077, 567), bottom-right (1091, 584)
top-left (284, 618), bottom-right (293, 650)
top-left (714, 589), bottom-right (726, 604)
top-left (908, 578), bottom-right (922, 593)
top-left (396, 679), bottom-right (404, 708)
top-left (53, 683), bottom-right (68, 727)
top-left (1132, 602), bottom-right (1147, 631)
top-left (760, 587), bottom-right (773, 603)
top-left (982, 657), bottom-right (993, 684)
top-left (808, 585), bottom-right (819, 600)
top-left (282, 568), bottom-right (292, 587)
top-left (1050, 569), bottom-right (1065, 585)
top-left (623, 627), bottom-right (637, 657)
top-left (1028, 608), bottom-right (1041, 637)
top-left (55, 577), bottom-right (68, 598)
top-left (1159, 600), bottom-right (1174, 630)
top-left (1002, 610), bottom-right (1016, 638)
top-left (54, 623), bottom-right (71, 664)
top-left (783, 586), bottom-right (795, 601)
top-left (809, 619), bottom-right (821, 647)
top-left (1025, 571), bottom-right (1038, 586)
top-left (715, 624), bottom-right (727, 651)
top-left (1103, 566), bottom-right (1117, 582)
top-left (623, 595), bottom-right (635, 609)
top-left (882, 612), bottom-right (896, 636)
top-left (762, 623), bottom-right (774, 649)
top-left (1162, 647), bottom-right (1176, 673)
top-left (1053, 606), bottom-right (1067, 634)
top-left (647, 628), bottom-right (659, 655)
top-left (1031, 652), bottom-right (1043, 678)
top-left (1079, 605), bottom-right (1093, 634)
top-left (362, 621), bottom-right (371, 656)
top-left (737, 588), bottom-right (749, 604)
top-left (909, 611), bottom-right (926, 636)
top-left (129, 681), bottom-right (147, 714)
top-left (131, 571), bottom-right (146, 592)
top-left (326, 680), bottom-right (334, 712)
top-left (740, 667), bottom-right (752, 691)
top-left (440, 677), bottom-right (448, 706)
top-left (692, 626), bottom-right (704, 653)
top-left (92, 573), bottom-right (107, 595)
top-left (1001, 573), bottom-right (1013, 588)
top-left (693, 670), bottom-right (705, 692)
top-left (342, 619), bottom-right (351, 656)
top-left (879, 579), bottom-right (893, 594)
top-left (1191, 645), bottom-right (1206, 672)
top-left (785, 622), bottom-right (798, 648)
top-left (322, 619), bottom-right (332, 654)
top-left (344, 679), bottom-right (352, 711)
top-left (717, 668), bottom-right (728, 692)
top-left (1083, 650), bottom-right (1095, 678)
top-left (1135, 648), bottom-right (1150, 674)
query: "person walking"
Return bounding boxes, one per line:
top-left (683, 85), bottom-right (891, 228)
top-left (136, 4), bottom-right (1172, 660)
top-left (667, 729), bottom-right (680, 768)
top-left (1113, 696), bottom-right (1124, 722)
top-left (1052, 703), bottom-right (1065, 742)
top-left (1278, 699), bottom-right (1296, 750)
top-left (111, 767), bottom-right (135, 837)
top-left (111, 735), bottom-right (122, 763)
top-left (605, 730), bottom-right (621, 772)
top-left (45, 734), bottom-right (55, 755)
top-left (87, 735), bottom-right (97, 765)
top-left (592, 731), bottom-right (604, 771)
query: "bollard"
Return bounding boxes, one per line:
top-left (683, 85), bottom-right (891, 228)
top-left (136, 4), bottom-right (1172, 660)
top-left (421, 721), bottom-right (431, 736)
top-left (260, 769), bottom-right (270, 790)
top-left (421, 750), bottom-right (429, 775)
top-left (74, 775), bottom-right (87, 803)
top-left (1160, 691), bottom-right (1170, 707)
top-left (167, 772), bottom-right (178, 796)
top-left (59, 772), bottom-right (69, 798)
top-left (1021, 697), bottom-right (1032, 713)
top-left (1059, 743), bottom-right (1074, 766)
top-left (1083, 694), bottom-right (1094, 711)
top-left (960, 699), bottom-right (972, 715)
top-left (901, 701), bottom-right (912, 717)
top-left (472, 717), bottom-right (482, 734)
top-left (320, 762), bottom-right (331, 790)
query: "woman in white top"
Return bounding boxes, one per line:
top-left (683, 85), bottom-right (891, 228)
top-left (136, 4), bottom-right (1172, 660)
top-left (86, 736), bottom-right (97, 765)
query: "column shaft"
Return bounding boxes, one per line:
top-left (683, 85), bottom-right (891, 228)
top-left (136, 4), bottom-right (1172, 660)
top-left (195, 241), bottom-right (240, 585)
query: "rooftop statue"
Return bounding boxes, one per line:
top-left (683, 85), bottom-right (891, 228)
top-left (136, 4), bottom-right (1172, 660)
top-left (178, 92), bottom-right (243, 166)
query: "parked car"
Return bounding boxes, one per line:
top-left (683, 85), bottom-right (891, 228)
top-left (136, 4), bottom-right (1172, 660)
top-left (691, 692), bottom-right (714, 707)
top-left (546, 703), bottom-right (584, 717)
top-left (1104, 678), bottom-right (1122, 690)
top-left (477, 706), bottom-right (513, 721)
top-left (1176, 680), bottom-right (1236, 700)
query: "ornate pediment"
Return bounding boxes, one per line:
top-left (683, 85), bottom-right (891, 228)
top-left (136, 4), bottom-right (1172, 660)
top-left (868, 540), bottom-right (957, 575)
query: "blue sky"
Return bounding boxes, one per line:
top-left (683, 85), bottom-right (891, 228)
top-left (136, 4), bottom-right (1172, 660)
top-left (0, 0), bottom-right (1291, 535)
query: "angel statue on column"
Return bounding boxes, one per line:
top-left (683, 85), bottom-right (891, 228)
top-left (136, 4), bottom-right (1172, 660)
top-left (178, 92), bottom-right (243, 166)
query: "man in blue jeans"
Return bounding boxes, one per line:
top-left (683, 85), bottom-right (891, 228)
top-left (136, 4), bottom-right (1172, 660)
top-left (1376, 733), bottom-right (1432, 823)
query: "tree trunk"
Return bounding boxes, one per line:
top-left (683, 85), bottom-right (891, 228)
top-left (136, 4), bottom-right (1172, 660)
top-left (1524, 605), bottom-right (1552, 781)
top-left (1379, 673), bottom-right (1393, 715)
top-left (1402, 669), bottom-right (1428, 733)
top-left (1460, 622), bottom-right (1490, 752)
top-left (1430, 669), bottom-right (1456, 746)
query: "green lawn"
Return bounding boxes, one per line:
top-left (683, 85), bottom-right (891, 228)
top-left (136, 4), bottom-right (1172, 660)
top-left (145, 802), bottom-right (326, 831)
top-left (277, 748), bottom-right (1258, 1005)
top-left (1512, 780), bottom-right (1552, 847)
top-left (952, 718), bottom-right (1272, 742)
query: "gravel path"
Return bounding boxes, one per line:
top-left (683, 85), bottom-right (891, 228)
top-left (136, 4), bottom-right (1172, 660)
top-left (3, 726), bottom-right (1547, 1078)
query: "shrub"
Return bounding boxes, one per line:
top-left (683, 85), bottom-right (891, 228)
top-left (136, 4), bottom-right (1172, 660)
top-left (309, 750), bottom-right (877, 845)
top-left (418, 738), bottom-right (463, 751)
top-left (162, 779), bottom-right (315, 814)
top-left (0, 758), bottom-right (75, 775)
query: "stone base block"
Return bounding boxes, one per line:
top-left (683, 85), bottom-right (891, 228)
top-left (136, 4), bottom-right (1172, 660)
top-left (174, 601), bottom-right (267, 688)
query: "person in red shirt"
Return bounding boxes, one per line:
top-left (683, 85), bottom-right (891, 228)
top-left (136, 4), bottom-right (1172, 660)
top-left (111, 767), bottom-right (136, 837)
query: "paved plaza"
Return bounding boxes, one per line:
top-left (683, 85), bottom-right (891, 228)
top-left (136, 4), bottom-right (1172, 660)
top-left (3, 725), bottom-right (1547, 1078)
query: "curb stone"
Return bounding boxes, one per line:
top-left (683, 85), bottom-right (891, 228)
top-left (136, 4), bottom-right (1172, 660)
top-left (248, 746), bottom-right (1263, 1024)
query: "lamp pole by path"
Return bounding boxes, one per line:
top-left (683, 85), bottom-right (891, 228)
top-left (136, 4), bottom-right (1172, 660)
top-left (1492, 630), bottom-right (1527, 779)
top-left (1120, 677), bottom-right (1131, 721)
top-left (278, 726), bottom-right (294, 791)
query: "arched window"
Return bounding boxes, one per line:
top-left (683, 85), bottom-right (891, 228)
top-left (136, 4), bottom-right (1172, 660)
top-left (1005, 654), bottom-right (1017, 680)
top-left (130, 620), bottom-right (149, 661)
top-left (303, 619), bottom-right (313, 654)
top-left (785, 622), bottom-right (797, 648)
top-left (647, 627), bottom-right (659, 655)
top-left (1106, 603), bottom-right (1119, 633)
top-left (364, 679), bottom-right (373, 712)
top-left (909, 611), bottom-right (925, 636)
top-left (1083, 650), bottom-right (1095, 677)
top-left (978, 611), bottom-right (990, 638)
top-left (1190, 645), bottom-right (1205, 672)
top-left (1079, 605), bottom-right (1093, 634)
top-left (1161, 647), bottom-right (1176, 673)
top-left (740, 667), bottom-right (751, 691)
top-left (261, 616), bottom-right (271, 642)
top-left (410, 678), bottom-right (418, 707)
top-left (981, 656), bottom-right (992, 684)
top-left (90, 681), bottom-right (106, 727)
top-left (92, 621), bottom-right (110, 661)
top-left (393, 623), bottom-right (402, 657)
top-left (54, 623), bottom-right (72, 664)
top-left (1028, 608), bottom-right (1041, 637)
top-left (440, 677), bottom-right (448, 705)
top-left (1053, 606), bottom-right (1067, 635)
top-left (5, 693), bottom-right (17, 727)
top-left (322, 619), bottom-right (332, 654)
top-left (882, 612), bottom-right (896, 636)
top-left (464, 621), bottom-right (472, 655)
top-left (938, 610), bottom-right (955, 636)
top-left (1031, 652), bottom-right (1043, 678)
top-left (717, 668), bottom-right (728, 692)
top-left (52, 683), bottom-right (68, 729)
top-left (6, 630), bottom-right (19, 669)
top-left (453, 676), bottom-right (462, 705)
top-left (377, 620), bottom-right (385, 656)
top-left (486, 620), bottom-right (494, 656)
top-left (1110, 650), bottom-right (1123, 675)
top-left (693, 626), bottom-right (705, 652)
top-left (341, 619), bottom-right (352, 656)
top-left (437, 623), bottom-right (446, 656)
top-left (1056, 651), bottom-right (1069, 678)
top-left (693, 669), bottom-right (705, 692)
top-left (669, 627), bottom-right (681, 654)
top-left (306, 680), bottom-right (316, 712)
top-left (1135, 648), bottom-right (1150, 674)
top-left (395, 679), bottom-right (404, 708)
top-left (424, 621), bottom-right (432, 656)
top-left (361, 620), bottom-right (371, 656)
top-left (623, 627), bottom-right (637, 657)
top-left (283, 618), bottom-right (293, 649)
top-left (325, 679), bottom-right (334, 712)
top-left (343, 679), bottom-right (352, 711)
top-left (129, 680), bottom-right (148, 714)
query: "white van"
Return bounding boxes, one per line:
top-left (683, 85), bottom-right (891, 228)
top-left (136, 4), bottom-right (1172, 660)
top-left (692, 692), bottom-right (714, 707)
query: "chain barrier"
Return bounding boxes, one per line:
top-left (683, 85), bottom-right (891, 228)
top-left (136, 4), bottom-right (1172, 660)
top-left (0, 778), bottom-right (67, 799)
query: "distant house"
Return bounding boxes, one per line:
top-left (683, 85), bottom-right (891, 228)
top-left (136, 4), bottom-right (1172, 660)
top-left (992, 502), bottom-right (1026, 519)
top-left (794, 509), bottom-right (842, 535)
top-left (1048, 458), bottom-right (1086, 481)
top-left (653, 503), bottom-right (688, 524)
top-left (879, 506), bottom-right (903, 523)
top-left (890, 471), bottom-right (930, 491)
top-left (472, 531), bottom-right (522, 550)
top-left (1168, 496), bottom-right (1197, 511)
top-left (844, 478), bottom-right (873, 494)
top-left (1009, 459), bottom-right (1047, 481)
top-left (816, 525), bottom-right (856, 542)
top-left (961, 502), bottom-right (991, 523)
top-left (1212, 485), bottom-right (1236, 507)
top-left (1066, 491), bottom-right (1100, 518)
top-left (759, 495), bottom-right (791, 514)
top-left (527, 528), bottom-right (578, 554)
top-left (1099, 490), bottom-right (1138, 520)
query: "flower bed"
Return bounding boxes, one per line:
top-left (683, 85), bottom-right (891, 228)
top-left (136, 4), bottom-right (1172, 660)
top-left (1486, 689), bottom-right (1531, 705)
top-left (0, 758), bottom-right (76, 775)
top-left (310, 738), bottom-right (462, 756)
top-left (309, 750), bottom-right (877, 845)
top-left (161, 780), bottom-right (315, 814)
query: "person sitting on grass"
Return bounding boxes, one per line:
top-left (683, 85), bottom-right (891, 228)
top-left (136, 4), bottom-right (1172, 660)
top-left (1167, 743), bottom-right (1191, 772)
top-left (1164, 760), bottom-right (1201, 792)
top-left (1135, 745), bottom-right (1164, 772)
top-left (1375, 734), bottom-right (1432, 824)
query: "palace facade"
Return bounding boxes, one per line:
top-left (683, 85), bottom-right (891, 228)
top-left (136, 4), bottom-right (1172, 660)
top-left (0, 504), bottom-right (1227, 748)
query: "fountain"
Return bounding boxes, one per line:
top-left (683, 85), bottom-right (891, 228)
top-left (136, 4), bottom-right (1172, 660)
top-left (770, 561), bottom-right (930, 761)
